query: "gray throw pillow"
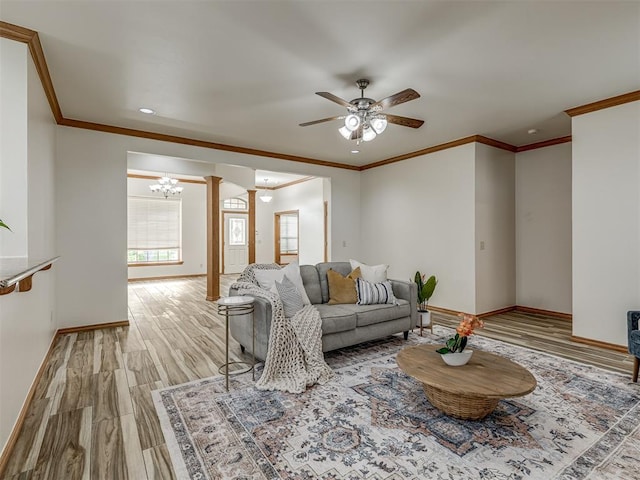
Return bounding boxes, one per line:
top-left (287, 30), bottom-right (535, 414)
top-left (274, 275), bottom-right (305, 318)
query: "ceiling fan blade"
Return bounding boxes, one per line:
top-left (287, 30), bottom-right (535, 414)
top-left (385, 114), bottom-right (424, 129)
top-left (370, 88), bottom-right (420, 111)
top-left (299, 115), bottom-right (345, 127)
top-left (316, 92), bottom-right (353, 108)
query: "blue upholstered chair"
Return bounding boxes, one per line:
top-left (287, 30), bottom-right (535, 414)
top-left (628, 311), bottom-right (640, 382)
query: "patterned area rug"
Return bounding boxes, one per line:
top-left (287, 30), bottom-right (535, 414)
top-left (153, 326), bottom-right (640, 480)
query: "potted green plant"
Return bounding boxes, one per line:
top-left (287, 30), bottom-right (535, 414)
top-left (414, 271), bottom-right (437, 335)
top-left (0, 219), bottom-right (10, 231)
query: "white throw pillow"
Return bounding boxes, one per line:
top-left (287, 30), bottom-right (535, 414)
top-left (349, 259), bottom-right (389, 283)
top-left (254, 261), bottom-right (311, 305)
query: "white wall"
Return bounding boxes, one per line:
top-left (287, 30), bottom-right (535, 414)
top-left (254, 178), bottom-right (327, 265)
top-left (0, 45), bottom-right (57, 454)
top-left (127, 177), bottom-right (206, 279)
top-left (360, 144), bottom-right (477, 313)
top-left (572, 101), bottom-right (640, 346)
top-left (516, 143), bottom-right (572, 313)
top-left (0, 39), bottom-right (28, 257)
top-left (323, 177), bottom-right (332, 261)
top-left (56, 128), bottom-right (129, 327)
top-left (475, 144), bottom-right (516, 313)
top-left (55, 127), bottom-right (361, 328)
top-left (272, 177), bottom-right (325, 265)
top-left (255, 192), bottom-right (275, 263)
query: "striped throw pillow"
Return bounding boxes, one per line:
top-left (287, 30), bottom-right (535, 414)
top-left (274, 275), bottom-right (305, 317)
top-left (355, 277), bottom-right (397, 305)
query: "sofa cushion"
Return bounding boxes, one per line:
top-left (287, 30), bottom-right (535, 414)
top-left (300, 265), bottom-right (322, 305)
top-left (316, 262), bottom-right (353, 303)
top-left (314, 303), bottom-right (357, 334)
top-left (353, 299), bottom-right (411, 327)
top-left (327, 267), bottom-right (361, 305)
top-left (630, 330), bottom-right (640, 349)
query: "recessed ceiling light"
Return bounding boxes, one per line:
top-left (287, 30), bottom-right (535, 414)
top-left (527, 128), bottom-right (538, 135)
top-left (139, 107), bottom-right (156, 115)
top-left (351, 150), bottom-right (360, 154)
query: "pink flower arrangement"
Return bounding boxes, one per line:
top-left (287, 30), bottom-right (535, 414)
top-left (437, 313), bottom-right (484, 354)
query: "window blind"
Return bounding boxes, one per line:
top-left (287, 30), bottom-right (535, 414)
top-left (128, 196), bottom-right (181, 249)
top-left (280, 214), bottom-right (298, 253)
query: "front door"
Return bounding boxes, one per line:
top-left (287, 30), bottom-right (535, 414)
top-left (223, 213), bottom-right (248, 274)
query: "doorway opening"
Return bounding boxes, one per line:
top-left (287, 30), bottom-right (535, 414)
top-left (275, 210), bottom-right (299, 265)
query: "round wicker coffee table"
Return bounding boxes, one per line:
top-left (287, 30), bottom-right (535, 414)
top-left (396, 344), bottom-right (537, 420)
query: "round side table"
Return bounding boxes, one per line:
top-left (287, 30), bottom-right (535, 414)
top-left (216, 296), bottom-right (255, 391)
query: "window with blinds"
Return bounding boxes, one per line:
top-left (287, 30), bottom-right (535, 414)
top-left (279, 213), bottom-right (298, 254)
top-left (127, 196), bottom-right (182, 264)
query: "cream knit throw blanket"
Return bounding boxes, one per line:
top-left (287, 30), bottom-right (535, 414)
top-left (230, 264), bottom-right (334, 394)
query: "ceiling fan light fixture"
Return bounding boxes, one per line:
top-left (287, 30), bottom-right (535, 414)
top-left (371, 116), bottom-right (387, 134)
top-left (344, 114), bottom-right (361, 131)
top-left (301, 79), bottom-right (422, 144)
top-left (338, 126), bottom-right (353, 140)
top-left (362, 125), bottom-right (377, 142)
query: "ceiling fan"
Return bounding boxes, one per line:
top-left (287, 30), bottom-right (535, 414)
top-left (299, 79), bottom-right (424, 143)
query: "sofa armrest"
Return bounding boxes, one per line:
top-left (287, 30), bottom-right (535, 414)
top-left (628, 311), bottom-right (640, 353)
top-left (390, 279), bottom-right (417, 327)
top-left (228, 288), bottom-right (273, 359)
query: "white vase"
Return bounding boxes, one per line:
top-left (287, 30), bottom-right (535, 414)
top-left (440, 349), bottom-right (473, 366)
top-left (416, 310), bottom-right (432, 335)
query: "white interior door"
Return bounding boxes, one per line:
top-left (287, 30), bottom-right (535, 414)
top-left (224, 213), bottom-right (248, 274)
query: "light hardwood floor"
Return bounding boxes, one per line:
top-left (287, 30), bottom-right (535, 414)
top-left (2, 276), bottom-right (634, 479)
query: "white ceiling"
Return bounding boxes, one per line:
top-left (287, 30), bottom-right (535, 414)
top-left (2, 1), bottom-right (639, 167)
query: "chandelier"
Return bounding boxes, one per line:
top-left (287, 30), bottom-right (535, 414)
top-left (260, 179), bottom-right (273, 203)
top-left (149, 175), bottom-right (183, 198)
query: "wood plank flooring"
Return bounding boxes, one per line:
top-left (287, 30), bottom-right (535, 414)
top-left (2, 276), bottom-right (635, 479)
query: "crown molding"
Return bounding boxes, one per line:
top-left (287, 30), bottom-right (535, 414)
top-left (516, 135), bottom-right (572, 153)
top-left (127, 173), bottom-right (206, 184)
top-left (565, 90), bottom-right (640, 117)
top-left (359, 135), bottom-right (518, 171)
top-left (360, 136), bottom-right (479, 170)
top-left (0, 21), bottom-right (63, 122)
top-left (59, 118), bottom-right (360, 171)
top-left (474, 135), bottom-right (518, 152)
top-left (256, 176), bottom-right (315, 190)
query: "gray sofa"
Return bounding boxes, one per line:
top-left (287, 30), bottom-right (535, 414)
top-left (229, 261), bottom-right (417, 360)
